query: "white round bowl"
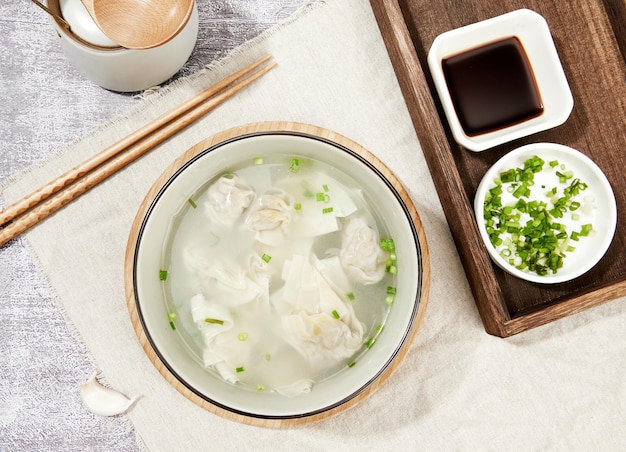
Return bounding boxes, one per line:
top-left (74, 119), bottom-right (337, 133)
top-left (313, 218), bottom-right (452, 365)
top-left (474, 142), bottom-right (617, 284)
top-left (126, 125), bottom-right (429, 425)
top-left (49, 0), bottom-right (198, 92)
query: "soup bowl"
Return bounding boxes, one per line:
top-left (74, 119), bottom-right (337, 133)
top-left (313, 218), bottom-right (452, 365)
top-left (125, 123), bottom-right (429, 426)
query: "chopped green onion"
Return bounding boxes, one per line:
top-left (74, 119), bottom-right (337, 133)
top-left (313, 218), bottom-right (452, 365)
top-left (386, 286), bottom-right (397, 295)
top-left (265, 354), bottom-right (271, 362)
top-left (580, 224), bottom-right (593, 236)
top-left (236, 366), bottom-right (245, 373)
top-left (385, 294), bottom-right (395, 305)
top-left (256, 383), bottom-right (264, 392)
top-left (188, 198), bottom-right (197, 209)
top-left (499, 168), bottom-right (517, 183)
top-left (482, 155), bottom-right (594, 276)
top-left (316, 192), bottom-right (331, 203)
top-left (322, 207), bottom-right (334, 214)
top-left (159, 270), bottom-right (168, 281)
top-left (385, 265), bottom-right (397, 274)
top-left (323, 184), bottom-right (330, 192)
top-left (364, 337), bottom-right (376, 348)
top-left (294, 203), bottom-right (302, 211)
top-left (289, 158), bottom-right (300, 173)
top-left (380, 238), bottom-right (395, 251)
top-left (238, 332), bottom-right (248, 341)
top-left (346, 292), bottom-right (355, 301)
top-left (169, 321), bottom-right (176, 330)
top-left (204, 318), bottom-right (225, 325)
top-left (261, 253), bottom-right (272, 263)
top-left (254, 157), bottom-right (264, 165)
top-left (331, 310), bottom-right (340, 319)
top-left (347, 361), bottom-right (356, 368)
top-left (168, 312), bottom-right (177, 321)
top-left (376, 324), bottom-right (384, 333)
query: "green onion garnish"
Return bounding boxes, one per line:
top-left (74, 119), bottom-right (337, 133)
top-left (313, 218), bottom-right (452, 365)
top-left (331, 310), bottom-right (340, 319)
top-left (386, 286), bottom-right (397, 295)
top-left (236, 366), bottom-right (245, 373)
top-left (254, 157), bottom-right (264, 165)
top-left (322, 207), bottom-right (334, 214)
top-left (323, 184), bottom-right (329, 192)
top-left (289, 158), bottom-right (300, 173)
top-left (204, 318), bottom-right (224, 325)
top-left (580, 224), bottom-right (593, 236)
top-left (364, 337), bottom-right (376, 348)
top-left (159, 270), bottom-right (168, 281)
top-left (294, 203), bottom-right (302, 211)
top-left (380, 238), bottom-right (395, 251)
top-left (188, 198), bottom-right (197, 209)
top-left (168, 312), bottom-right (177, 321)
top-left (265, 354), bottom-right (271, 362)
top-left (238, 332), bottom-right (248, 341)
top-left (347, 361), bottom-right (356, 368)
top-left (385, 294), bottom-right (395, 305)
top-left (261, 253), bottom-right (272, 263)
top-left (256, 383), bottom-right (264, 392)
top-left (483, 155), bottom-right (594, 276)
top-left (346, 292), bottom-right (355, 301)
top-left (169, 321), bottom-right (176, 330)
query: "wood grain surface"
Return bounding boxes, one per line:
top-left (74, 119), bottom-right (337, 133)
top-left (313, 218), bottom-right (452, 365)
top-left (124, 121), bottom-right (430, 427)
top-left (370, 0), bottom-right (626, 336)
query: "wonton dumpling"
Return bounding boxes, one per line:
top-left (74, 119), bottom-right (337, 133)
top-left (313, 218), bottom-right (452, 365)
top-left (207, 254), bottom-right (271, 309)
top-left (276, 254), bottom-right (364, 369)
top-left (189, 293), bottom-right (234, 368)
top-left (276, 174), bottom-right (358, 239)
top-left (281, 312), bottom-right (363, 368)
top-left (204, 174), bottom-right (255, 226)
top-left (339, 217), bottom-right (385, 285)
top-left (244, 189), bottom-right (294, 246)
top-left (313, 255), bottom-right (352, 298)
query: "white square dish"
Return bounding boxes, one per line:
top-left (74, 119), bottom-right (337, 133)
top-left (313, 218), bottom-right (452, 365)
top-left (427, 9), bottom-right (573, 152)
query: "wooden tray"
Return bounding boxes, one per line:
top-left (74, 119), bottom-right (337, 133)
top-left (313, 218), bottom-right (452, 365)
top-left (370, 0), bottom-right (626, 337)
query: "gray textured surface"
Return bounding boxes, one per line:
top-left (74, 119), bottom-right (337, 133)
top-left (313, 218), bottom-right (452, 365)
top-left (0, 1), bottom-right (311, 449)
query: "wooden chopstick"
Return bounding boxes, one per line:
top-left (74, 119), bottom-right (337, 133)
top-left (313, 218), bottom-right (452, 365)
top-left (0, 55), bottom-right (276, 247)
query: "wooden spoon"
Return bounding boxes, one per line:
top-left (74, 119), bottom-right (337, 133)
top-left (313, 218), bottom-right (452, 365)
top-left (80, 0), bottom-right (194, 49)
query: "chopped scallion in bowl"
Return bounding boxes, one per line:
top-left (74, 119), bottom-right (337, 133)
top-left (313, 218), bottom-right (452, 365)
top-left (474, 143), bottom-right (617, 284)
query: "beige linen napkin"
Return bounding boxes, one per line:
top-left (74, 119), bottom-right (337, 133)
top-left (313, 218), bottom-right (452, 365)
top-left (2, 0), bottom-right (625, 450)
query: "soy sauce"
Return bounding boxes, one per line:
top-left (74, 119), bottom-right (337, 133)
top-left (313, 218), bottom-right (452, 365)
top-left (442, 37), bottom-right (543, 136)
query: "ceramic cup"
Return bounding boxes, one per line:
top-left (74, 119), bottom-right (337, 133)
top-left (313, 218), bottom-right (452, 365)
top-left (48, 0), bottom-right (198, 92)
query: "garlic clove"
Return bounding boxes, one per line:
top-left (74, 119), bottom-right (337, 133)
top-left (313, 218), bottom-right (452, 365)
top-left (80, 372), bottom-right (138, 416)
